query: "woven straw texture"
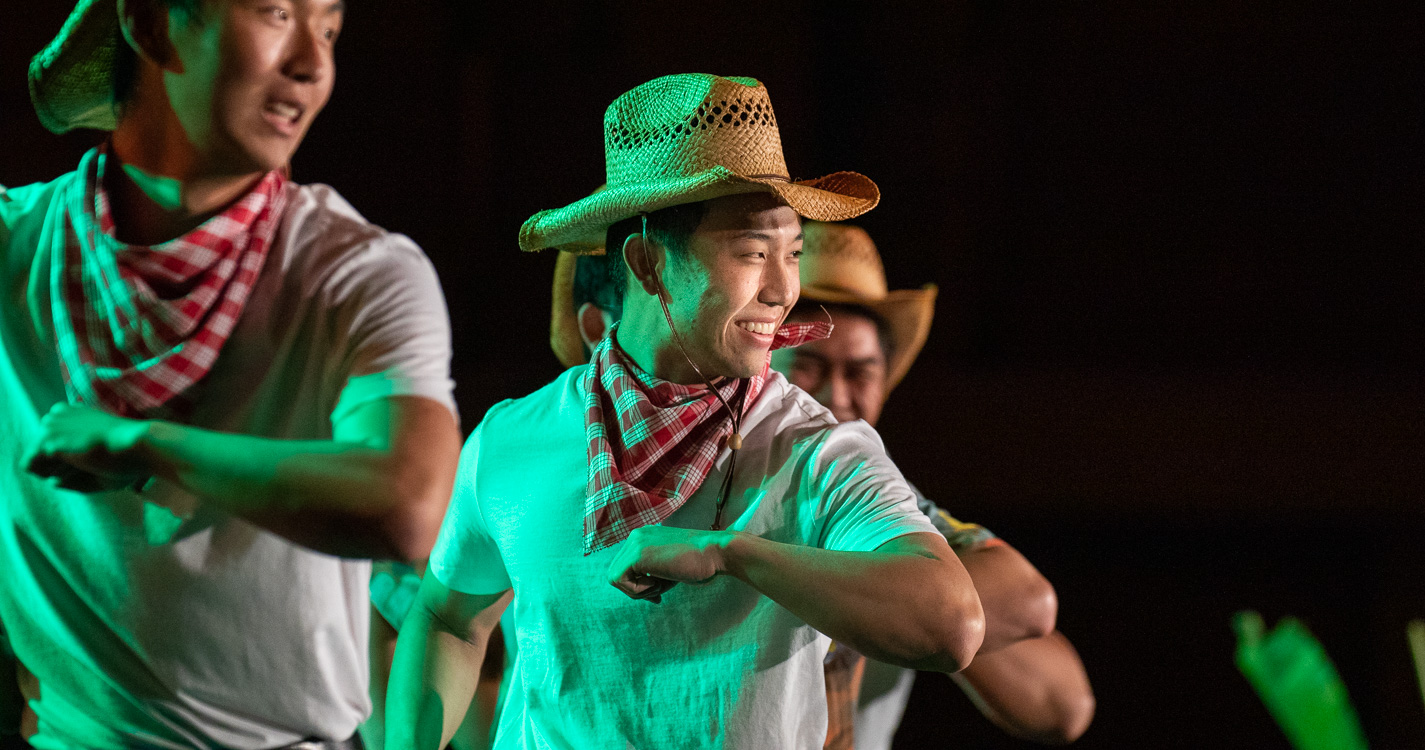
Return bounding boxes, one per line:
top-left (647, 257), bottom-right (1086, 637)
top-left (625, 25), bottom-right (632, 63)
top-left (30, 0), bottom-right (122, 134)
top-left (798, 222), bottom-right (938, 393)
top-left (520, 74), bottom-right (880, 254)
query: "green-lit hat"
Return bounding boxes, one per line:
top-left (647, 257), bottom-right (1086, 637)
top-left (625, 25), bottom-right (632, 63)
top-left (519, 73), bottom-right (881, 254)
top-left (29, 0), bottom-right (124, 134)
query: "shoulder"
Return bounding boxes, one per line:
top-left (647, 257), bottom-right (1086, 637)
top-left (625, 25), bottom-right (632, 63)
top-left (477, 367), bottom-right (586, 438)
top-left (1, 173), bottom-right (79, 280)
top-left (750, 371), bottom-right (886, 451)
top-left (272, 183), bottom-right (437, 297)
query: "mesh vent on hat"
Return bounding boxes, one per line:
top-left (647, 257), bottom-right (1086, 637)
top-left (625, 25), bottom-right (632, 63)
top-left (604, 75), bottom-right (789, 185)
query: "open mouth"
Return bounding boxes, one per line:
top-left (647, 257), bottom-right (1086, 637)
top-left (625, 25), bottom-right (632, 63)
top-left (262, 100), bottom-right (304, 133)
top-left (736, 320), bottom-right (777, 336)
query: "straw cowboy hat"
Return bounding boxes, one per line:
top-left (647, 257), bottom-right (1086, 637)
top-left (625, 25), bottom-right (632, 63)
top-left (798, 222), bottom-right (937, 393)
top-left (29, 0), bottom-right (127, 134)
top-left (519, 73), bottom-right (880, 254)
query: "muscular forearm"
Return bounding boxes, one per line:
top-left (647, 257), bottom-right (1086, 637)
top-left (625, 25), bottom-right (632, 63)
top-left (952, 631), bottom-right (1095, 744)
top-left (721, 531), bottom-right (984, 673)
top-left (135, 420), bottom-right (451, 559)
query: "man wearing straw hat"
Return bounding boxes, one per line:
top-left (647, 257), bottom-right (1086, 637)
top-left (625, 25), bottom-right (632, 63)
top-left (776, 222), bottom-right (1095, 748)
top-left (548, 232), bottom-right (1093, 748)
top-left (387, 74), bottom-right (985, 750)
top-left (0, 0), bottom-right (461, 747)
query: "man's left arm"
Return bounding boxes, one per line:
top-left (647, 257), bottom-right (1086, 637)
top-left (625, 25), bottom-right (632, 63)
top-left (25, 394), bottom-right (460, 561)
top-left (609, 528), bottom-right (985, 674)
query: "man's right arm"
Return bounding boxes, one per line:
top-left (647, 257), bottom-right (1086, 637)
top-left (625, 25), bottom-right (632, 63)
top-left (385, 572), bottom-right (510, 750)
top-left (953, 631), bottom-right (1096, 744)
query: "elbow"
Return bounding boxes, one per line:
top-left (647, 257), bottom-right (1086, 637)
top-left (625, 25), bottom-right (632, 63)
top-left (378, 464), bottom-right (453, 563)
top-left (945, 596), bottom-right (986, 673)
top-left (1058, 687), bottom-right (1096, 743)
top-left (1018, 687), bottom-right (1096, 745)
top-left (923, 585), bottom-right (986, 674)
top-left (1021, 576), bottom-right (1059, 642)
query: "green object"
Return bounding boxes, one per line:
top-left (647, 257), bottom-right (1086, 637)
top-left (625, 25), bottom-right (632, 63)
top-left (1233, 611), bottom-right (1369, 750)
top-left (1406, 620), bottom-right (1425, 718)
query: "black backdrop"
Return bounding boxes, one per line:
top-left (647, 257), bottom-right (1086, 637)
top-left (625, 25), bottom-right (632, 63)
top-left (4, 2), bottom-right (1423, 746)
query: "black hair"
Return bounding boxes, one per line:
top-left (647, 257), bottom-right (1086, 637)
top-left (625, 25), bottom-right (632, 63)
top-left (593, 200), bottom-right (709, 311)
top-left (789, 301), bottom-right (895, 361)
top-left (111, 0), bottom-right (205, 109)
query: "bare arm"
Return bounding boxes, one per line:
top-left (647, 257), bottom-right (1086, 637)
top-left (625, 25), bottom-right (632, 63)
top-left (960, 543), bottom-right (1057, 653)
top-left (24, 395), bottom-right (461, 561)
top-left (608, 528), bottom-right (985, 673)
top-left (953, 631), bottom-right (1096, 744)
top-left (386, 573), bottom-right (510, 750)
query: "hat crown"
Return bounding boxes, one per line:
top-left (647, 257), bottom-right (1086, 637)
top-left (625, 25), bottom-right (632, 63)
top-left (604, 74), bottom-right (790, 186)
top-left (800, 222), bottom-right (889, 300)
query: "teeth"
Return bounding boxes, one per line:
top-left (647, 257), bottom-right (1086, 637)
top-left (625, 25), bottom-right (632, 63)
top-left (267, 102), bottom-right (300, 121)
top-left (737, 321), bottom-right (776, 335)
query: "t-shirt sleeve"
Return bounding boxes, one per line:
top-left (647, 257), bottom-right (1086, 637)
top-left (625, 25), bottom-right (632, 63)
top-left (429, 423), bottom-right (512, 595)
top-left (808, 421), bottom-right (939, 553)
top-left (328, 235), bottom-right (457, 425)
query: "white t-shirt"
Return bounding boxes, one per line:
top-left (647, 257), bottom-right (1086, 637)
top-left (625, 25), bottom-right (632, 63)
top-left (430, 367), bottom-right (936, 750)
top-left (0, 175), bottom-right (455, 749)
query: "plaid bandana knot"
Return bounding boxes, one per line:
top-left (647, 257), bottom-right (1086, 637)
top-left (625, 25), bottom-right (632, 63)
top-left (49, 148), bottom-right (288, 417)
top-left (581, 319), bottom-right (831, 554)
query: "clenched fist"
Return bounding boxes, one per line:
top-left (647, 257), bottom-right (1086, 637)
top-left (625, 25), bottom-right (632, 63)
top-left (606, 525), bottom-right (737, 603)
top-left (24, 403), bottom-right (151, 492)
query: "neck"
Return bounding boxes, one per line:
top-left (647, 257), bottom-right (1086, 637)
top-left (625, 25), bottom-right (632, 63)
top-left (106, 102), bottom-right (267, 246)
top-left (616, 299), bottom-right (707, 385)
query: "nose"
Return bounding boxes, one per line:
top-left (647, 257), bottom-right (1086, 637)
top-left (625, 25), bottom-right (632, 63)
top-left (282, 22), bottom-right (330, 85)
top-left (817, 370), bottom-right (856, 422)
top-left (758, 252), bottom-right (798, 309)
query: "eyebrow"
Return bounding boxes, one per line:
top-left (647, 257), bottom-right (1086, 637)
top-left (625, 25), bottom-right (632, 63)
top-left (325, 0), bottom-right (346, 15)
top-left (794, 350), bottom-right (884, 367)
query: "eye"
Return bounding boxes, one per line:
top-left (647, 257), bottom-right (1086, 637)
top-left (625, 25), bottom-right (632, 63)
top-left (263, 6), bottom-right (291, 22)
top-left (324, 27), bottom-right (337, 40)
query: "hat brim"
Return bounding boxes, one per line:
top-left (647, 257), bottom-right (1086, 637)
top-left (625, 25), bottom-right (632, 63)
top-left (30, 0), bottom-right (122, 134)
top-left (799, 284), bottom-right (938, 394)
top-left (520, 167), bottom-right (879, 254)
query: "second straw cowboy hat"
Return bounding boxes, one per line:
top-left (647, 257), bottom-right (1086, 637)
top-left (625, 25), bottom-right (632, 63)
top-left (519, 73), bottom-right (881, 254)
top-left (799, 222), bottom-right (938, 393)
top-left (29, 0), bottom-right (126, 134)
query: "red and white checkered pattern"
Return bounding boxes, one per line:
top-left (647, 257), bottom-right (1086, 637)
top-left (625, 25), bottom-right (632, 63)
top-left (52, 148), bottom-right (288, 416)
top-left (581, 320), bottom-right (831, 554)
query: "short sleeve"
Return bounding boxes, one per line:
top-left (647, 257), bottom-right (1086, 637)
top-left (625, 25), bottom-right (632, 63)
top-left (808, 421), bottom-right (938, 553)
top-left (329, 238), bottom-right (457, 425)
top-left (429, 424), bottom-right (512, 595)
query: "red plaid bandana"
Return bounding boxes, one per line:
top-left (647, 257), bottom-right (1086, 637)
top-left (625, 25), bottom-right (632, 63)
top-left (582, 320), bottom-right (831, 554)
top-left (49, 148), bottom-right (288, 417)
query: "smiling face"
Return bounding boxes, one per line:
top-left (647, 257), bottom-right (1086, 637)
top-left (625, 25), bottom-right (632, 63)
top-left (164, 0), bottom-right (344, 174)
top-left (772, 307), bottom-right (889, 426)
top-left (656, 192), bottom-right (804, 380)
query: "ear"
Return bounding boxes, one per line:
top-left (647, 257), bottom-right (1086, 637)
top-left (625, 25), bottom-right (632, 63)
top-left (117, 0), bottom-right (185, 73)
top-left (576, 303), bottom-right (614, 350)
top-left (621, 230), bottom-right (667, 299)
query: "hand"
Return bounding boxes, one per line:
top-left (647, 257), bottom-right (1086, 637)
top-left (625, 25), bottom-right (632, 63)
top-left (24, 403), bottom-right (152, 492)
top-left (606, 526), bottom-right (734, 603)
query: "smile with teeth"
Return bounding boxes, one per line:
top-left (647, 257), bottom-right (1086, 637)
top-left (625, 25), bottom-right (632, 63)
top-left (736, 321), bottom-right (777, 335)
top-left (265, 102), bottom-right (302, 123)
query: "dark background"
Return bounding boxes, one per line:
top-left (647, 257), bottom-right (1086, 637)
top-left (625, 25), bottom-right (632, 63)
top-left (4, 2), bottom-right (1423, 747)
